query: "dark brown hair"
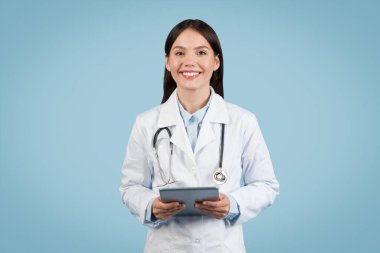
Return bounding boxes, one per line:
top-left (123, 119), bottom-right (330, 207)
top-left (161, 19), bottom-right (224, 103)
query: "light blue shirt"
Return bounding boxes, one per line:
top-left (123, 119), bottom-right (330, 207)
top-left (145, 93), bottom-right (240, 223)
top-left (177, 97), bottom-right (210, 151)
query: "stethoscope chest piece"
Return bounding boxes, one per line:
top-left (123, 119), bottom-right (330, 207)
top-left (213, 169), bottom-right (227, 185)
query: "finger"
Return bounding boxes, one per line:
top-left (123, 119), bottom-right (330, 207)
top-left (201, 199), bottom-right (229, 207)
top-left (155, 202), bottom-right (185, 213)
top-left (154, 199), bottom-right (182, 210)
top-left (200, 194), bottom-right (230, 208)
top-left (196, 201), bottom-right (229, 210)
top-left (171, 206), bottom-right (186, 216)
top-left (157, 201), bottom-right (182, 209)
top-left (201, 202), bottom-right (217, 207)
top-left (197, 207), bottom-right (229, 214)
top-left (155, 203), bottom-right (182, 212)
top-left (197, 208), bottom-right (228, 215)
top-left (195, 201), bottom-right (229, 215)
top-left (219, 193), bottom-right (227, 199)
top-left (156, 204), bottom-right (186, 220)
top-left (196, 208), bottom-right (226, 219)
top-left (153, 199), bottom-right (185, 219)
top-left (156, 204), bottom-right (185, 215)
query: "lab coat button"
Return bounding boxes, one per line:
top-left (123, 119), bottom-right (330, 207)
top-left (194, 238), bottom-right (200, 244)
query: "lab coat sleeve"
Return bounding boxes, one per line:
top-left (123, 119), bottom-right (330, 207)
top-left (229, 114), bottom-right (279, 225)
top-left (225, 195), bottom-right (240, 221)
top-left (119, 116), bottom-right (159, 226)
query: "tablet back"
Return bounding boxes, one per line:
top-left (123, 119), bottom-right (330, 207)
top-left (159, 187), bottom-right (219, 216)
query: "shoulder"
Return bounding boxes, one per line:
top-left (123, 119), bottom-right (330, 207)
top-left (136, 105), bottom-right (160, 121)
top-left (133, 105), bottom-right (161, 130)
top-left (136, 105), bottom-right (162, 125)
top-left (223, 101), bottom-right (265, 147)
top-left (224, 101), bottom-right (259, 127)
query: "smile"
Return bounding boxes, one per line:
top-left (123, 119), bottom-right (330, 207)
top-left (181, 72), bottom-right (200, 78)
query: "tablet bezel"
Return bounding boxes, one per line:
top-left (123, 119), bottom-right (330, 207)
top-left (159, 187), bottom-right (219, 216)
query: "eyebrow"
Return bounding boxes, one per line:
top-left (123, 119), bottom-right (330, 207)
top-left (172, 45), bottom-right (211, 50)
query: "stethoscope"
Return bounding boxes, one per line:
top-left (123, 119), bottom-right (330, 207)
top-left (153, 124), bottom-right (227, 186)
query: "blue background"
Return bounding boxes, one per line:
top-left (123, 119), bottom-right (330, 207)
top-left (1, 0), bottom-right (379, 252)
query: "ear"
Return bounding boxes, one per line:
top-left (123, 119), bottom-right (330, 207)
top-left (165, 56), bottom-right (171, 72)
top-left (213, 54), bottom-right (220, 71)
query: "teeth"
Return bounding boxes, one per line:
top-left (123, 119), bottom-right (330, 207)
top-left (182, 72), bottom-right (199, 76)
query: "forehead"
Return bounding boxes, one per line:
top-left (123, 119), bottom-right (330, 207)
top-left (171, 28), bottom-right (212, 49)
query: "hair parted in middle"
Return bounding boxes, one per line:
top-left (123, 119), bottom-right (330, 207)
top-left (161, 19), bottom-right (224, 104)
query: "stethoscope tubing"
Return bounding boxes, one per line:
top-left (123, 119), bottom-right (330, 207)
top-left (153, 124), bottom-right (226, 185)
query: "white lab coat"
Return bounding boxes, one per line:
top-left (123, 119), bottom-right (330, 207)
top-left (120, 88), bottom-right (279, 253)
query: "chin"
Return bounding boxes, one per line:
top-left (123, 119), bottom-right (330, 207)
top-left (177, 82), bottom-right (209, 92)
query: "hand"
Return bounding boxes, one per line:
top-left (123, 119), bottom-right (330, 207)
top-left (195, 193), bottom-right (230, 219)
top-left (152, 197), bottom-right (185, 221)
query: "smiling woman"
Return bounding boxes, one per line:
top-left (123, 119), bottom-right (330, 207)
top-left (119, 19), bottom-right (279, 253)
top-left (162, 19), bottom-right (224, 105)
top-left (165, 29), bottom-right (220, 113)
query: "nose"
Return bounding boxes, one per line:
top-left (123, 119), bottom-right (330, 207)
top-left (184, 62), bottom-right (195, 67)
top-left (183, 53), bottom-right (196, 67)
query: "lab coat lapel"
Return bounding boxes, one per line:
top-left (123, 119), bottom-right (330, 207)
top-left (170, 119), bottom-right (195, 162)
top-left (194, 89), bottom-right (230, 154)
top-left (194, 121), bottom-right (215, 154)
top-left (157, 89), bottom-right (195, 163)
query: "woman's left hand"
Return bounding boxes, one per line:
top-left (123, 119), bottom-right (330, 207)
top-left (195, 193), bottom-right (230, 219)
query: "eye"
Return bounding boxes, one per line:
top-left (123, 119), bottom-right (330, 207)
top-left (197, 50), bottom-right (207, 55)
top-left (174, 51), bottom-right (184, 56)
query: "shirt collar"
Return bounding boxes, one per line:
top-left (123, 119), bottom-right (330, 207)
top-left (177, 90), bottom-right (212, 127)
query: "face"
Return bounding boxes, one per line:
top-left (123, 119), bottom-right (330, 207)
top-left (165, 29), bottom-right (220, 93)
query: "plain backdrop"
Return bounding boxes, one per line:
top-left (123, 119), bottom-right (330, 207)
top-left (1, 0), bottom-right (379, 252)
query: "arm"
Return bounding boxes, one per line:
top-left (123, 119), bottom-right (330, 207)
top-left (119, 117), bottom-right (186, 226)
top-left (119, 117), bottom-right (158, 226)
top-left (229, 114), bottom-right (280, 225)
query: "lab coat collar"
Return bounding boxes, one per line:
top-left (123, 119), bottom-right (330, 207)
top-left (157, 87), bottom-right (230, 160)
top-left (157, 87), bottom-right (230, 128)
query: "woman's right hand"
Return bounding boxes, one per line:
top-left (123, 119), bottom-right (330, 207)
top-left (152, 197), bottom-right (185, 220)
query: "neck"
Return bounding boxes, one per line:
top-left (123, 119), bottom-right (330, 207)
top-left (177, 86), bottom-right (211, 114)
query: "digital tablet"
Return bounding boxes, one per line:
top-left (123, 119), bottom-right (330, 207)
top-left (159, 187), bottom-right (219, 216)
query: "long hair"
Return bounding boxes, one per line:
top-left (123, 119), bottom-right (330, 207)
top-left (161, 19), bottom-right (224, 103)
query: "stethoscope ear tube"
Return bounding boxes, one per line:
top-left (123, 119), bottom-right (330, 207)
top-left (213, 124), bottom-right (227, 184)
top-left (219, 124), bottom-right (225, 169)
top-left (153, 127), bottom-right (175, 187)
top-left (153, 127), bottom-right (172, 149)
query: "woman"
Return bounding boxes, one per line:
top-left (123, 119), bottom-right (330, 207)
top-left (120, 19), bottom-right (279, 253)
